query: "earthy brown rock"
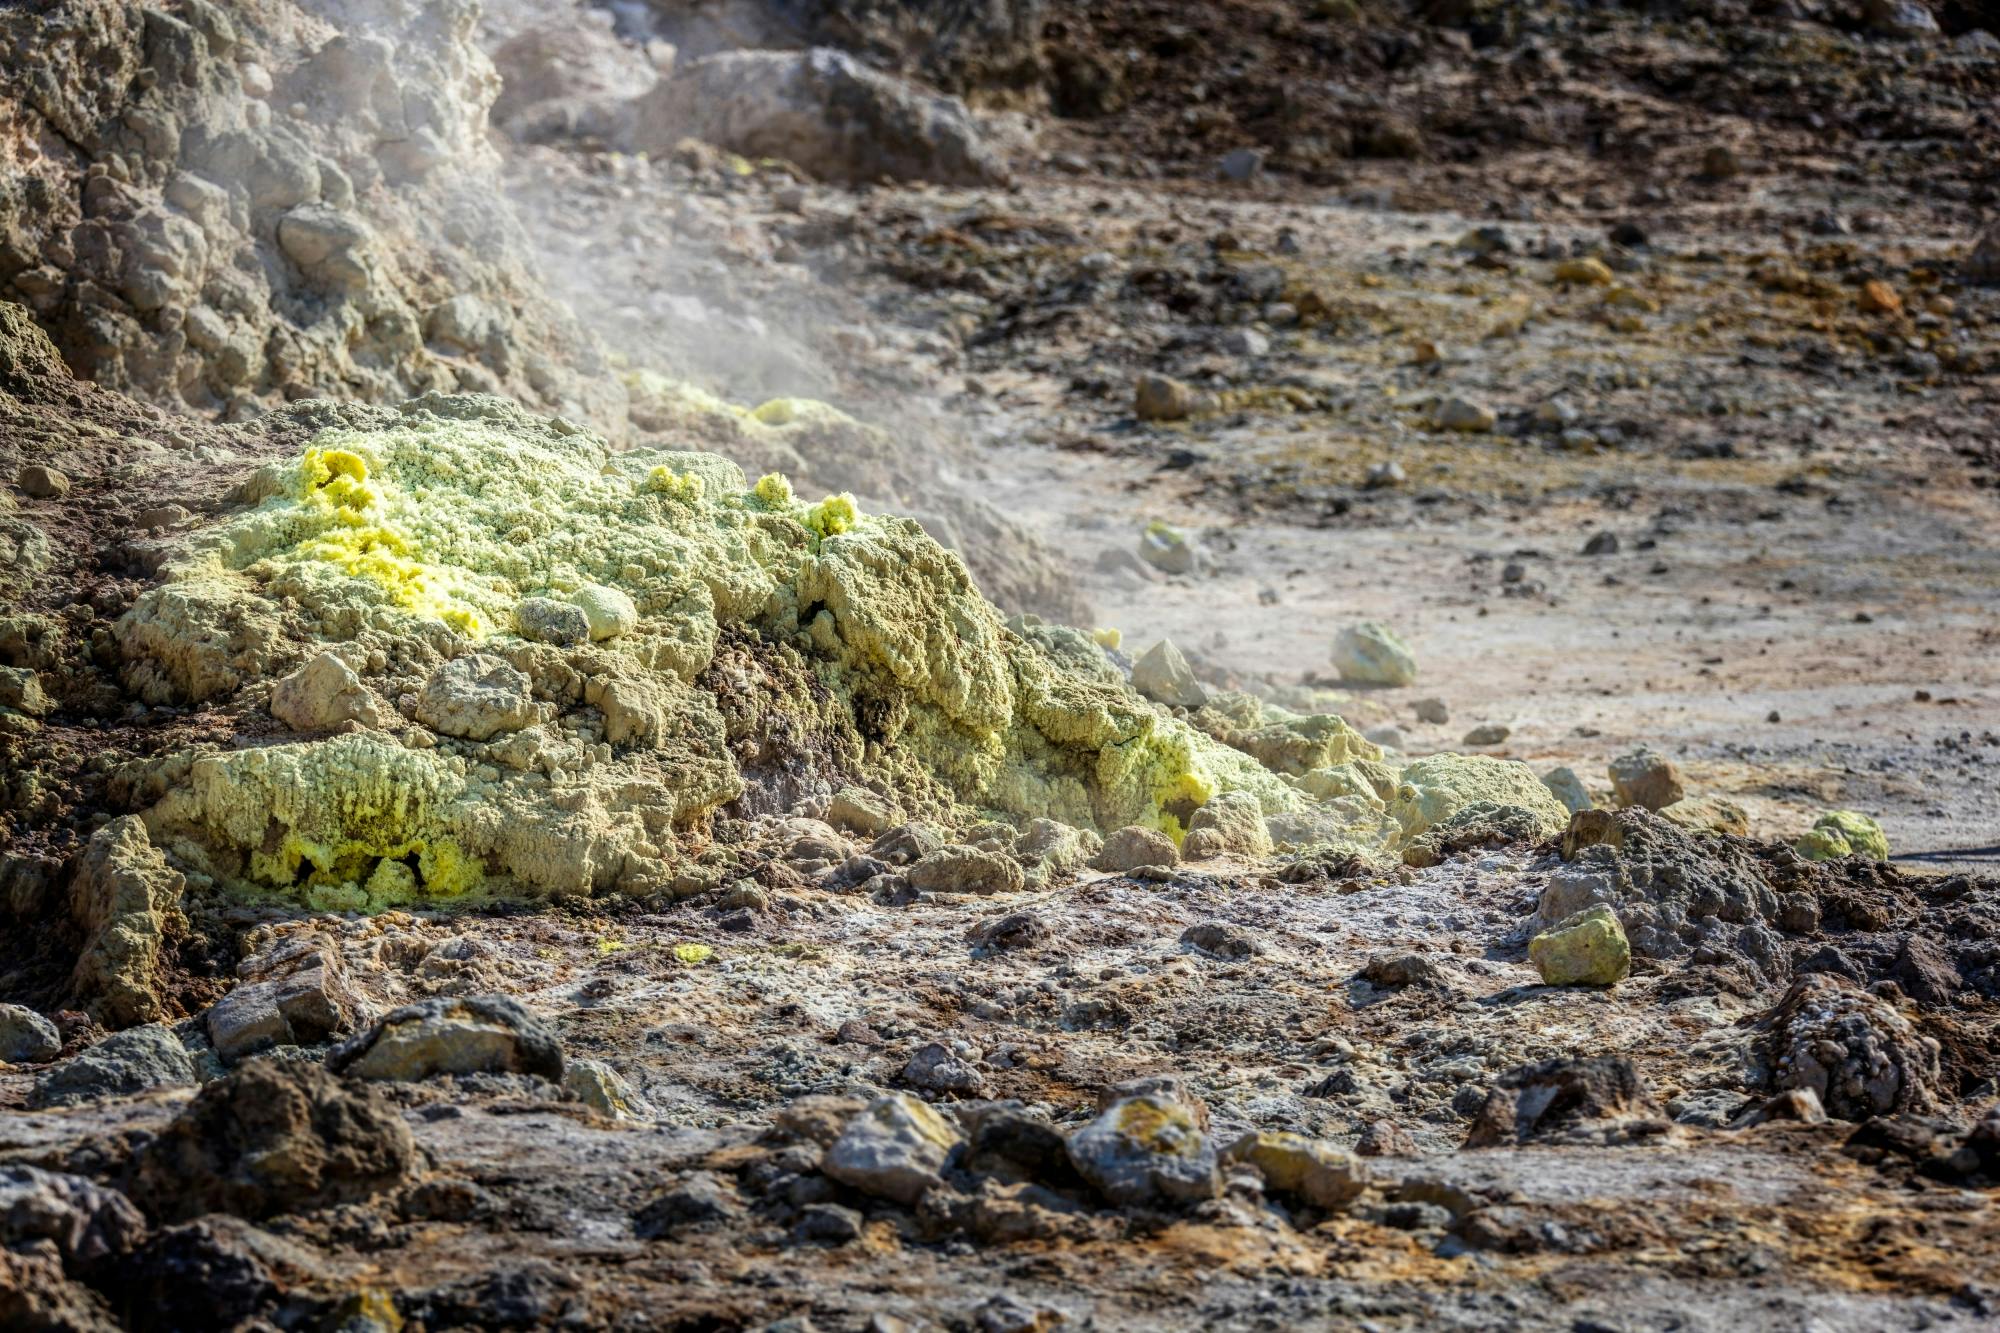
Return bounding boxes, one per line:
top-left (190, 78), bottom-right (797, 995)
top-left (127, 1059), bottom-right (418, 1222)
top-left (66, 817), bottom-right (184, 1029)
top-left (1464, 1057), bottom-right (1671, 1147)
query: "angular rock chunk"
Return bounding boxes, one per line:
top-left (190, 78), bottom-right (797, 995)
top-left (1181, 790), bottom-right (1271, 860)
top-left (902, 1041), bottom-right (984, 1095)
top-left (1090, 825), bottom-right (1178, 873)
top-left (415, 654), bottom-right (536, 741)
top-left (1529, 904), bottom-right (1631, 986)
top-left (905, 846), bottom-right (1023, 896)
top-left (1011, 818), bottom-right (1099, 888)
top-left (822, 1093), bottom-right (964, 1204)
top-left (0, 666), bottom-right (53, 716)
top-left (327, 995), bottom-right (564, 1082)
top-left (1540, 766), bottom-right (1592, 813)
top-left (1136, 521), bottom-right (1198, 575)
top-left (962, 1103), bottom-right (1081, 1188)
top-left (18, 464), bottom-right (71, 499)
top-left (1361, 951), bottom-right (1446, 989)
top-left (1608, 746), bottom-right (1684, 811)
top-left (1433, 396), bottom-right (1496, 432)
top-left (269, 650), bottom-right (383, 731)
top-left (825, 785), bottom-right (898, 837)
top-left (0, 1003), bottom-right (62, 1064)
top-left (205, 940), bottom-right (365, 1062)
top-left (869, 822), bottom-right (945, 866)
top-left (67, 817), bottom-right (184, 1029)
top-left (1331, 621), bottom-right (1417, 686)
top-left (1181, 921), bottom-right (1259, 960)
top-left (1131, 638), bottom-right (1206, 709)
top-left (564, 1059), bottom-right (652, 1120)
top-left (1067, 1094), bottom-right (1220, 1207)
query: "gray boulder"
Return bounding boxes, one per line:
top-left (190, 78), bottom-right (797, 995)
top-left (1066, 1094), bottom-right (1220, 1207)
top-left (632, 48), bottom-right (1007, 187)
top-left (327, 995), bottom-right (564, 1082)
top-left (822, 1093), bottom-right (964, 1204)
top-left (31, 1024), bottom-right (197, 1108)
top-left (0, 1003), bottom-right (62, 1064)
top-left (1131, 638), bottom-right (1206, 709)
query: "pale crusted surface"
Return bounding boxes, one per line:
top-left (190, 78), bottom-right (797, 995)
top-left (0, 0), bottom-right (621, 426)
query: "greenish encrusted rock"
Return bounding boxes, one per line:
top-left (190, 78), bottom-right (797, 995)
top-left (1331, 621), bottom-right (1417, 686)
top-left (1528, 904), bottom-right (1631, 986)
top-left (1066, 1094), bottom-right (1220, 1207)
top-left (573, 584), bottom-right (638, 641)
top-left (1795, 809), bottom-right (1888, 862)
top-left (1389, 755), bottom-right (1570, 847)
top-left (68, 817), bottom-right (186, 1028)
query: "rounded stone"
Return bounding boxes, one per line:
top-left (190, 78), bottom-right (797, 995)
top-left (572, 584), bottom-right (638, 640)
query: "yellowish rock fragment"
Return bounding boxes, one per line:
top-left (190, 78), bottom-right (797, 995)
top-left (1529, 904), bottom-right (1631, 986)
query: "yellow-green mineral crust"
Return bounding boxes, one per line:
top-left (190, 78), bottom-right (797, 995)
top-left (1529, 904), bottom-right (1632, 986)
top-left (1388, 754), bottom-right (1572, 846)
top-left (114, 392), bottom-right (1597, 911)
top-left (1795, 809), bottom-right (1889, 862)
top-left (122, 395), bottom-right (1377, 909)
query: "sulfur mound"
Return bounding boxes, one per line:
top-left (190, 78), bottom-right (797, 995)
top-left (119, 394), bottom-right (1349, 910)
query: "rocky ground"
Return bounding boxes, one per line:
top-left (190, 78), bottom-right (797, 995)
top-left (3, 0), bottom-right (2000, 1330)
